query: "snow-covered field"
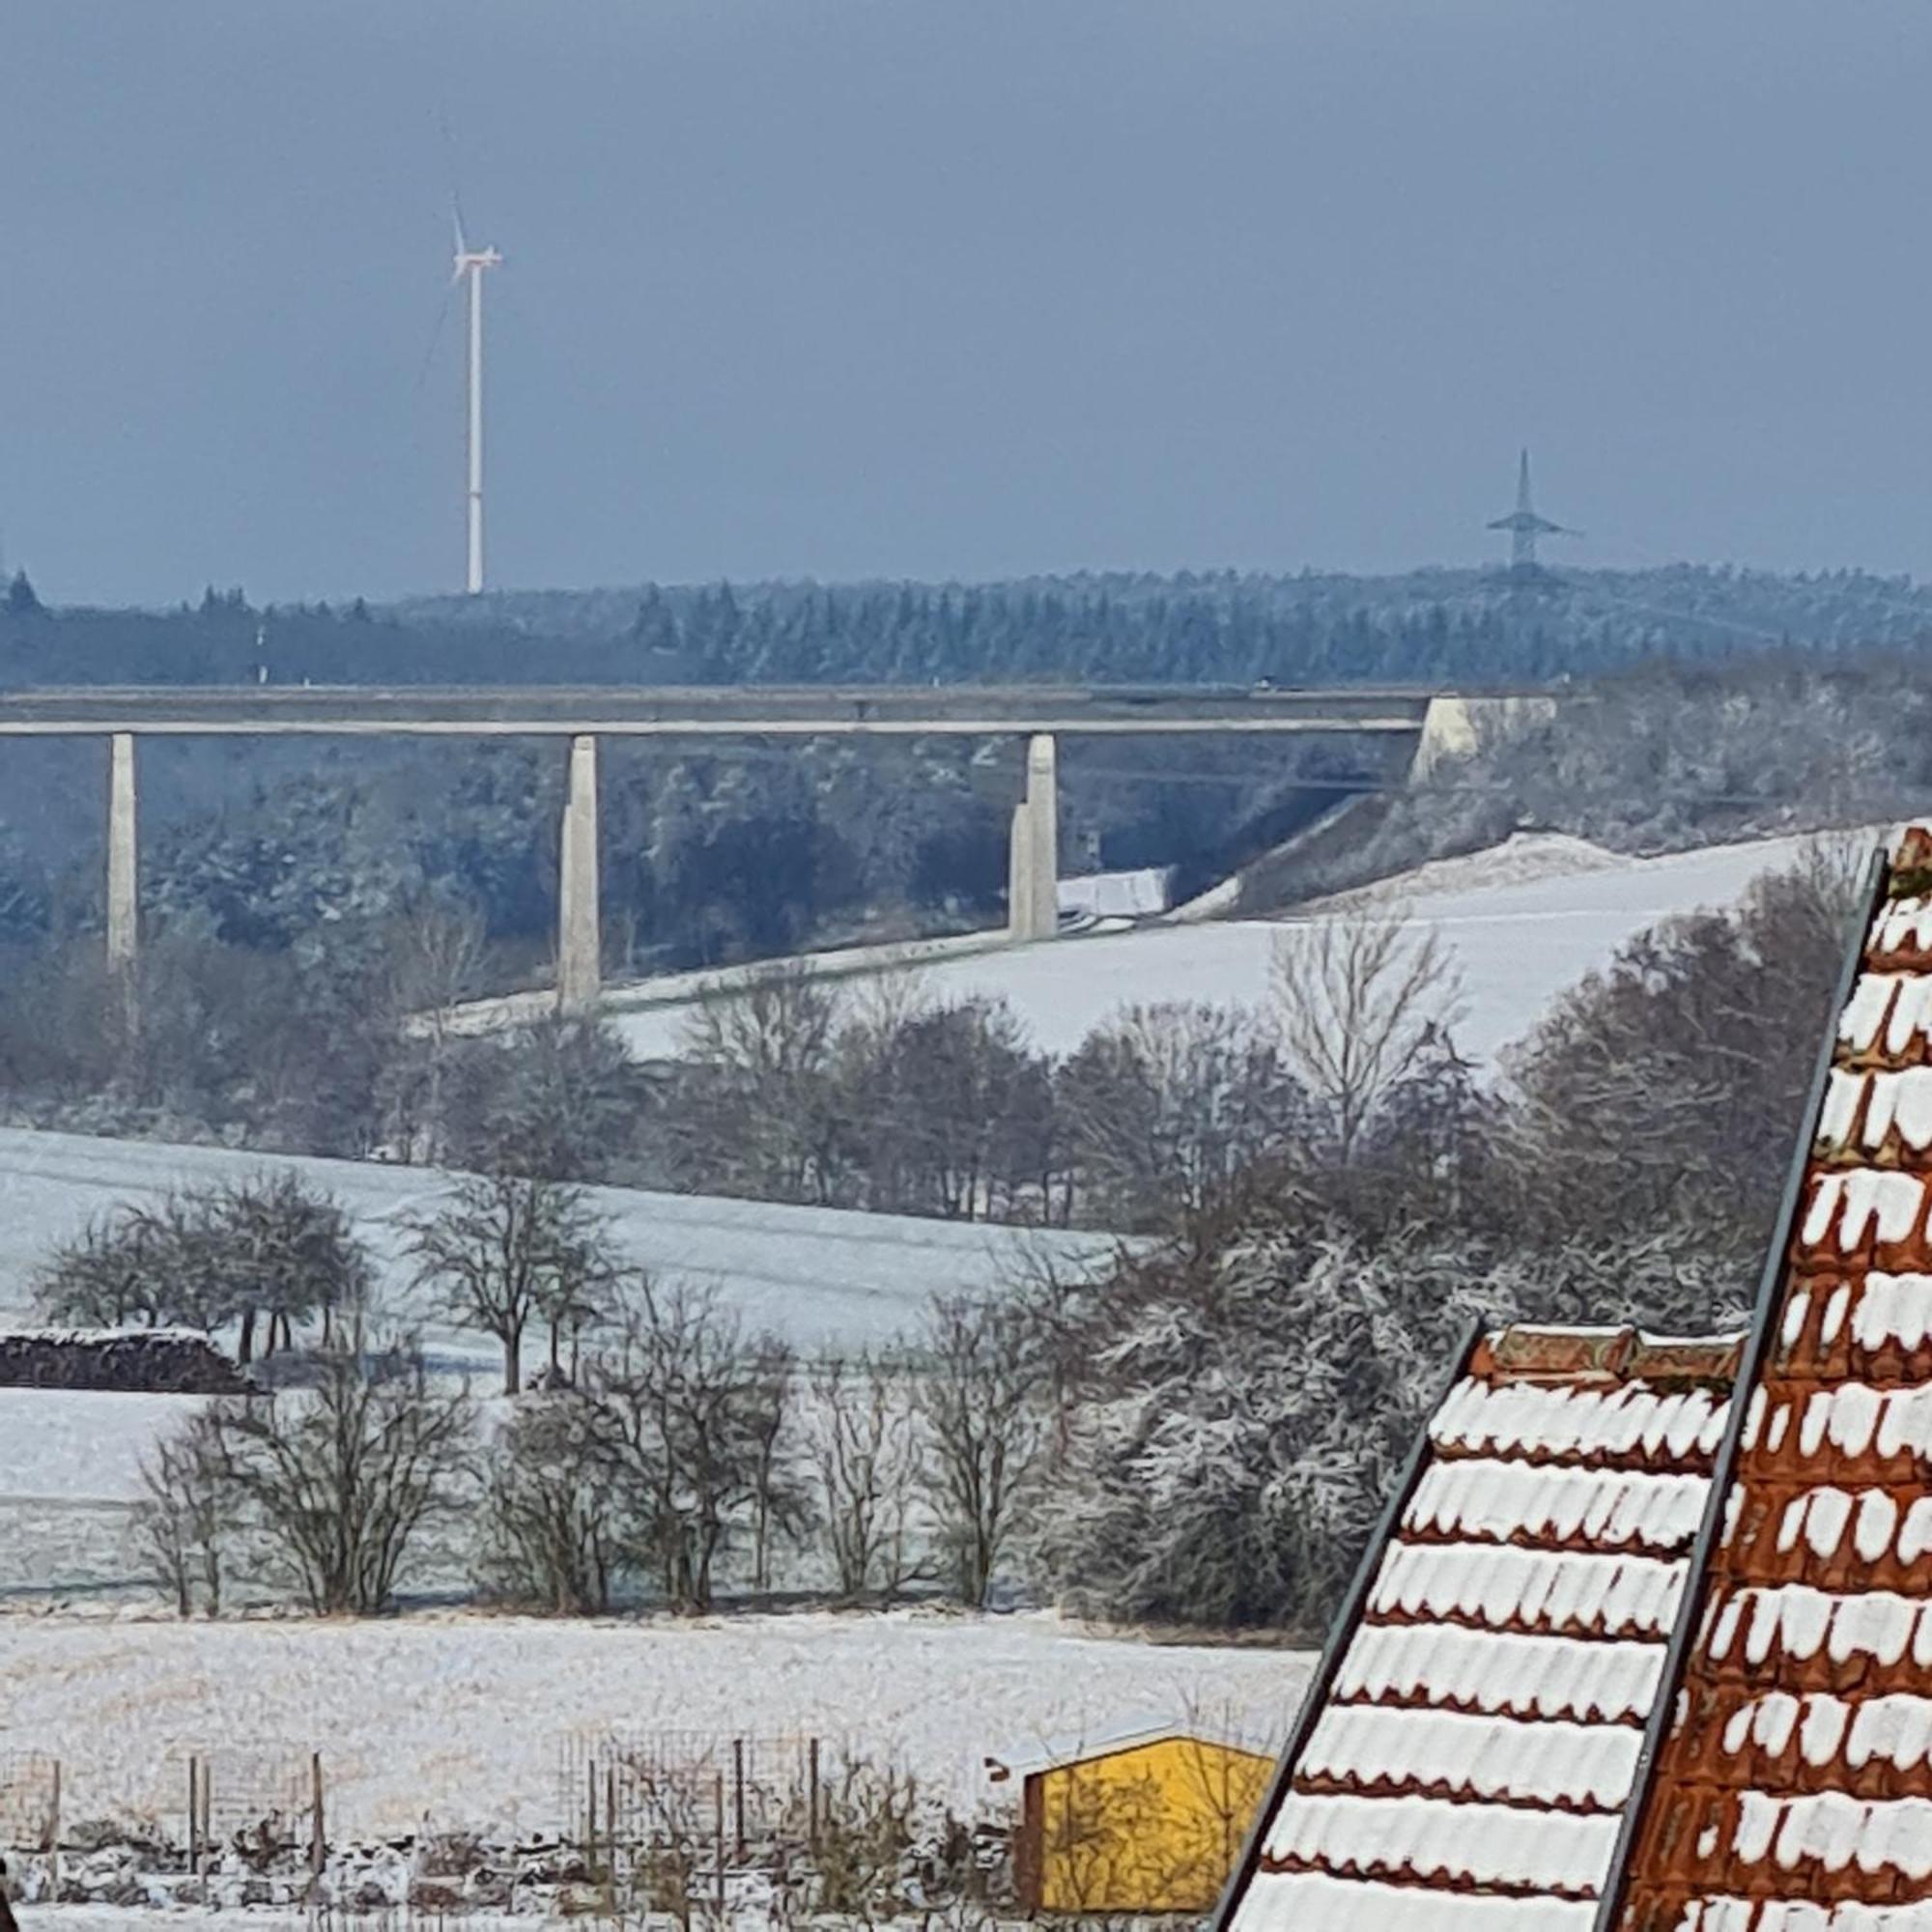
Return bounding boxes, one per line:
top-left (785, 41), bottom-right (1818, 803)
top-left (0, 1129), bottom-right (1114, 1368)
top-left (612, 828), bottom-right (1862, 1065)
top-left (0, 1134), bottom-right (1113, 1582)
top-left (0, 1611), bottom-right (1309, 1841)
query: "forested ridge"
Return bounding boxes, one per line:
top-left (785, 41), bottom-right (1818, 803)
top-left (8, 560), bottom-right (1932, 689)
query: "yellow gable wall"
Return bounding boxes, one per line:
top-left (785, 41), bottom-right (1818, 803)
top-left (1031, 1736), bottom-right (1273, 1914)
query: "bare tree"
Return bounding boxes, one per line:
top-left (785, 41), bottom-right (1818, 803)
top-left (211, 1341), bottom-right (473, 1614)
top-left (1059, 1001), bottom-right (1306, 1229)
top-left (134, 1408), bottom-right (229, 1616)
top-left (744, 1335), bottom-right (803, 1594)
top-left (1499, 852), bottom-right (1859, 1270)
top-left (916, 1294), bottom-right (1048, 1607)
top-left (595, 1280), bottom-right (801, 1611)
top-left (199, 1171), bottom-right (371, 1362)
top-left (677, 963), bottom-right (844, 1200)
top-left (1269, 905), bottom-right (1464, 1161)
top-left (444, 1016), bottom-right (639, 1184)
top-left (401, 1172), bottom-right (616, 1394)
top-left (480, 1389), bottom-right (624, 1614)
top-left (376, 902), bottom-right (487, 1162)
top-left (808, 1351), bottom-right (924, 1603)
top-left (34, 1211), bottom-right (171, 1328)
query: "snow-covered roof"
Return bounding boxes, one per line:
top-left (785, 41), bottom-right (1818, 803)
top-left (986, 1711), bottom-right (1277, 1779)
top-left (1229, 823), bottom-right (1932, 1932)
top-left (1615, 823), bottom-right (1932, 1925)
top-left (1224, 1323), bottom-right (1739, 1931)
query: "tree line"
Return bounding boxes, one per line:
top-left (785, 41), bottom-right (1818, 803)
top-left (81, 1195), bottom-right (1052, 1622)
top-left (13, 561), bottom-right (1932, 692)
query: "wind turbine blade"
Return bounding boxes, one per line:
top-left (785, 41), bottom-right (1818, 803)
top-left (413, 282), bottom-right (456, 393)
top-left (438, 104), bottom-right (470, 255)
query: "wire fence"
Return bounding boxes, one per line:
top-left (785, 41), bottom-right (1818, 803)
top-left (165, 1745), bottom-right (321, 1872)
top-left (557, 1728), bottom-right (852, 1869)
top-left (0, 1749), bottom-right (59, 1852)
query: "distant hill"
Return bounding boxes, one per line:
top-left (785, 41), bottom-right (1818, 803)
top-left (391, 564), bottom-right (1932, 686)
top-left (5, 562), bottom-right (1932, 692)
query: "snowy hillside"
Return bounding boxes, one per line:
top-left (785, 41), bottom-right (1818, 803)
top-left (0, 1128), bottom-right (1114, 1370)
top-left (615, 829), bottom-right (1862, 1065)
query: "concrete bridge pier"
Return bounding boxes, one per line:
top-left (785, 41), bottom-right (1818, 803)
top-left (106, 732), bottom-right (138, 1005)
top-left (557, 733), bottom-right (601, 1012)
top-left (1007, 732), bottom-right (1059, 942)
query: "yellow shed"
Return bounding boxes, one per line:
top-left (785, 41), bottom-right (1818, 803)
top-left (988, 1719), bottom-right (1274, 1915)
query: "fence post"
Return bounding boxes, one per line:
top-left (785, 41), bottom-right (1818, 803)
top-left (186, 1756), bottom-right (200, 1878)
top-left (732, 1740), bottom-right (746, 1861)
top-left (604, 1766), bottom-right (616, 1880)
top-left (714, 1773), bottom-right (726, 1918)
top-left (310, 1752), bottom-right (325, 1877)
top-left (807, 1739), bottom-right (820, 1856)
top-left (199, 1759), bottom-right (213, 1867)
top-left (585, 1758), bottom-right (597, 1870)
top-left (48, 1758), bottom-right (61, 1895)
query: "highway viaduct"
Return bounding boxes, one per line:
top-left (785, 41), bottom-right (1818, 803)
top-left (0, 684), bottom-right (1521, 1010)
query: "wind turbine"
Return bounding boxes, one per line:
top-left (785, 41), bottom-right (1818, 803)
top-left (451, 211), bottom-right (502, 594)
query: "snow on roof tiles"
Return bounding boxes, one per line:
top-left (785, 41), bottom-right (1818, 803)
top-left (1618, 825), bottom-right (1932, 1931)
top-left (1837, 972), bottom-right (1932, 1065)
top-left (1222, 1326), bottom-right (1733, 1930)
top-left (1233, 1871), bottom-right (1599, 1932)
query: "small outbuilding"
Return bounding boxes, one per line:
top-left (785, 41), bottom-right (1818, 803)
top-left (987, 1717), bottom-right (1274, 1916)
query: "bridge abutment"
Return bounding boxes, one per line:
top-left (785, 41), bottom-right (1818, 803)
top-left (1410, 694), bottom-right (1557, 780)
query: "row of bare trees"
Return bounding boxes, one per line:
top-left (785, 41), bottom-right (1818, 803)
top-left (661, 915), bottom-right (1462, 1233)
top-left (118, 1166), bottom-right (1058, 1617)
top-left (475, 1282), bottom-right (1052, 1615)
top-left (35, 1172), bottom-right (368, 1364)
top-left (133, 1299), bottom-right (1049, 1619)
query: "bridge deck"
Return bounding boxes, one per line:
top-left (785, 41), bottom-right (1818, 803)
top-left (0, 685), bottom-right (1445, 736)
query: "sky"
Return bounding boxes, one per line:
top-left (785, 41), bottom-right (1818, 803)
top-left (7, 0), bottom-right (1932, 606)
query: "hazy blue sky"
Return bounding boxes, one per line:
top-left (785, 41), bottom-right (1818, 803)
top-left (7, 1), bottom-right (1932, 604)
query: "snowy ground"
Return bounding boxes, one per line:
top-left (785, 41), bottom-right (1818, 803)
top-left (0, 1130), bottom-right (1114, 1369)
top-left (612, 828), bottom-right (1867, 1065)
top-left (0, 1610), bottom-right (1309, 1843)
top-left (0, 1135), bottom-right (1113, 1588)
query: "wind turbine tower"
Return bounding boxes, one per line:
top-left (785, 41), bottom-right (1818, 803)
top-left (452, 217), bottom-right (502, 595)
top-left (1487, 448), bottom-right (1575, 572)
